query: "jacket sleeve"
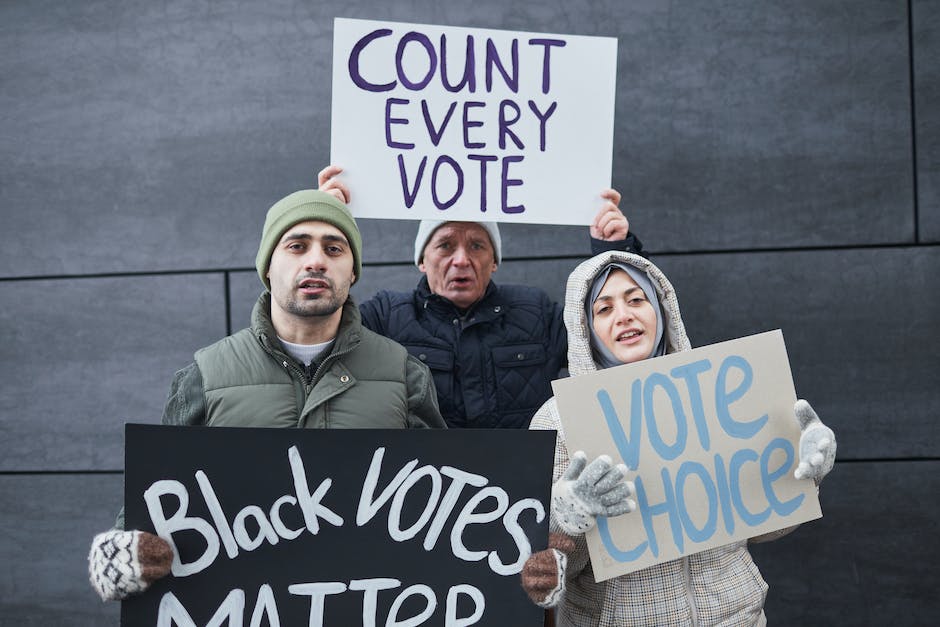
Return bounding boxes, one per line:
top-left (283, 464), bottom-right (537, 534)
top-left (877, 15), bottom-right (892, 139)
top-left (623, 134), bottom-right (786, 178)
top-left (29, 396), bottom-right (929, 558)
top-left (547, 296), bottom-right (569, 374)
top-left (161, 362), bottom-right (207, 427)
top-left (749, 524), bottom-right (801, 543)
top-left (358, 293), bottom-right (389, 335)
top-left (404, 354), bottom-right (447, 429)
top-left (113, 362), bottom-right (206, 529)
top-left (590, 232), bottom-right (646, 258)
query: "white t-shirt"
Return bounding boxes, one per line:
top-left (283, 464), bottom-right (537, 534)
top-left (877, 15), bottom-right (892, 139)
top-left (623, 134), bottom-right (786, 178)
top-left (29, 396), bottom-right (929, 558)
top-left (278, 336), bottom-right (335, 367)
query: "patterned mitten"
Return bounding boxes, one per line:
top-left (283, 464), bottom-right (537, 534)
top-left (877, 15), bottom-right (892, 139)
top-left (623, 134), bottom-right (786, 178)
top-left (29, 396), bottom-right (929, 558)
top-left (551, 451), bottom-right (635, 535)
top-left (521, 532), bottom-right (576, 608)
top-left (793, 399), bottom-right (837, 484)
top-left (88, 529), bottom-right (174, 601)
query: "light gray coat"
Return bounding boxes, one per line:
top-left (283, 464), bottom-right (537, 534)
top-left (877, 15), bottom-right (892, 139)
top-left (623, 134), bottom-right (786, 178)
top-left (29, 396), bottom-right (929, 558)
top-left (530, 251), bottom-right (770, 627)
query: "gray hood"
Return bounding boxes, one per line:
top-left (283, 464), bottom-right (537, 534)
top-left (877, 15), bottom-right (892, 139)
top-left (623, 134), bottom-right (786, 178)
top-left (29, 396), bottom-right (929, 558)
top-left (564, 251), bottom-right (691, 377)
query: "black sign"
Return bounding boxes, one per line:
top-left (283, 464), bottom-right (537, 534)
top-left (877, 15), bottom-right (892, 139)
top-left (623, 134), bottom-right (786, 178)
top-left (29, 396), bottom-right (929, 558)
top-left (122, 425), bottom-right (554, 626)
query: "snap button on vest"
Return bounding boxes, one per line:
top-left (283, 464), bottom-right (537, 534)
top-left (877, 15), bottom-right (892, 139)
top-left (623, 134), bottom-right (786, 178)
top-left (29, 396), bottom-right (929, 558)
top-left (340, 375), bottom-right (350, 383)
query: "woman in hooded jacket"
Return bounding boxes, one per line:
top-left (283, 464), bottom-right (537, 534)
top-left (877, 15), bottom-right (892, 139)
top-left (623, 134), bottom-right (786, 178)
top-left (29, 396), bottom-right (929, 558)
top-left (520, 250), bottom-right (837, 627)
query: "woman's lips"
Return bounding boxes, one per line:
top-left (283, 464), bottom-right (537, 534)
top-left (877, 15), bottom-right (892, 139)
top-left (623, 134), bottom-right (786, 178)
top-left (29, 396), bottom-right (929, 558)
top-left (615, 329), bottom-right (644, 344)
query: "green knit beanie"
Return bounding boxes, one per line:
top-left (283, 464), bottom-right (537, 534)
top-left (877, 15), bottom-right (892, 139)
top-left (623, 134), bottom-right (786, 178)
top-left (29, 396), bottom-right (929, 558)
top-left (255, 189), bottom-right (362, 289)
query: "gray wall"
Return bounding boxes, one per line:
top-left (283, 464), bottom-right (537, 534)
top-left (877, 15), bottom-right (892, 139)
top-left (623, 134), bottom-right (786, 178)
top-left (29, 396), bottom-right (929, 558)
top-left (1, 0), bottom-right (937, 625)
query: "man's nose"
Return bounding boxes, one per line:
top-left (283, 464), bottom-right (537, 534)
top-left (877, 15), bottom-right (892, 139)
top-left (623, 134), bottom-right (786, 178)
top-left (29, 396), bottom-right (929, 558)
top-left (451, 246), bottom-right (471, 265)
top-left (303, 249), bottom-right (328, 271)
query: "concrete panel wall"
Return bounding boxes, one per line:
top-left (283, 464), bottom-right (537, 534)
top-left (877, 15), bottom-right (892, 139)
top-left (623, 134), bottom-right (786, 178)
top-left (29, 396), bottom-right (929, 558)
top-left (750, 461), bottom-right (939, 625)
top-left (0, 0), bottom-right (918, 279)
top-left (0, 475), bottom-right (122, 625)
top-left (0, 274), bottom-right (228, 472)
top-left (1, 0), bottom-right (936, 624)
top-left (914, 0), bottom-right (940, 240)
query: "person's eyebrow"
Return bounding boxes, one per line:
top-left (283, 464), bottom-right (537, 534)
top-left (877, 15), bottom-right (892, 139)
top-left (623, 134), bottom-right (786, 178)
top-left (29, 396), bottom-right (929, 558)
top-left (281, 232), bottom-right (312, 243)
top-left (279, 232), bottom-right (349, 246)
top-left (321, 233), bottom-right (349, 246)
top-left (594, 286), bottom-right (643, 305)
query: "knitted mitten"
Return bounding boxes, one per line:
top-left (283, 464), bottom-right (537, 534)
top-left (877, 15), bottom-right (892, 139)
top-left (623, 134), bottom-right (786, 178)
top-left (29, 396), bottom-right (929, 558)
top-left (521, 533), bottom-right (577, 608)
top-left (88, 529), bottom-right (173, 601)
top-left (793, 399), bottom-right (837, 484)
top-left (551, 451), bottom-right (635, 535)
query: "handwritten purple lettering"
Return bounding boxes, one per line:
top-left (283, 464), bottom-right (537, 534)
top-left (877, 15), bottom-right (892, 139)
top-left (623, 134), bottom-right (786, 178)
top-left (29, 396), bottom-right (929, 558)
top-left (348, 26), bottom-right (569, 215)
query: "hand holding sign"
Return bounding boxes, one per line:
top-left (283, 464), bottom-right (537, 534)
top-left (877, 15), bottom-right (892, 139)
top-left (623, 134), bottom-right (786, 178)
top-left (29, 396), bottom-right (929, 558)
top-left (520, 532), bottom-right (576, 608)
top-left (551, 451), bottom-right (636, 536)
top-left (793, 399), bottom-right (837, 483)
top-left (317, 164), bottom-right (350, 204)
top-left (590, 189), bottom-right (628, 241)
top-left (88, 529), bottom-right (173, 601)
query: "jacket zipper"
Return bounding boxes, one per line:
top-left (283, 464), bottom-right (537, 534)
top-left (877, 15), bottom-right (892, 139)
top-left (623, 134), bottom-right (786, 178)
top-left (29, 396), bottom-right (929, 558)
top-left (260, 343), bottom-right (307, 426)
top-left (308, 342), bottom-right (357, 428)
top-left (310, 342), bottom-right (355, 384)
top-left (259, 337), bottom-right (357, 427)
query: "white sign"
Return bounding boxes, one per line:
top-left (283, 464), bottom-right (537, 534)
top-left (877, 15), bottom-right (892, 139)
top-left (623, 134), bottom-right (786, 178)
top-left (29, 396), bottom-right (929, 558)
top-left (330, 17), bottom-right (617, 225)
top-left (552, 331), bottom-right (822, 581)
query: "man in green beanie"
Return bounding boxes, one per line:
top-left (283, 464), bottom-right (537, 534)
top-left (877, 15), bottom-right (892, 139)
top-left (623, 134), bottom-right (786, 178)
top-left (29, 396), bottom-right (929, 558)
top-left (87, 189), bottom-right (446, 603)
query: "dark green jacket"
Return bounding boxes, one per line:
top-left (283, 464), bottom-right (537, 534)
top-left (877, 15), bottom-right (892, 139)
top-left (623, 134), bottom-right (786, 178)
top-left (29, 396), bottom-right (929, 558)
top-left (163, 292), bottom-right (445, 430)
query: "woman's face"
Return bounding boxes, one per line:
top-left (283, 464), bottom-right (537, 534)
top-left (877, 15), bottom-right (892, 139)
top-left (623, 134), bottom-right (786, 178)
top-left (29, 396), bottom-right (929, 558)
top-left (591, 269), bottom-right (659, 364)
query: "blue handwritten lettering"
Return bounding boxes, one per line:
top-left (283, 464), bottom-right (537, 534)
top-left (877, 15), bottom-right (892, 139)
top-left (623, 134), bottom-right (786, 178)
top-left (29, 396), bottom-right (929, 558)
top-left (716, 355), bottom-right (768, 439)
top-left (675, 461), bottom-right (718, 543)
top-left (643, 372), bottom-right (688, 461)
top-left (761, 437), bottom-right (804, 516)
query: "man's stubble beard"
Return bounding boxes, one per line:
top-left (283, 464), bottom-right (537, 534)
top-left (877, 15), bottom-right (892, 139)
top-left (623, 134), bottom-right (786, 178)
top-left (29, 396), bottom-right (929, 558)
top-left (282, 273), bottom-right (351, 319)
top-left (284, 292), bottom-right (344, 318)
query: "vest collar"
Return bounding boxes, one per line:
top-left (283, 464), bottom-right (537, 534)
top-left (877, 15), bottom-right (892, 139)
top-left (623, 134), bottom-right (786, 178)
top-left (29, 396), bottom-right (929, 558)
top-left (251, 291), bottom-right (362, 367)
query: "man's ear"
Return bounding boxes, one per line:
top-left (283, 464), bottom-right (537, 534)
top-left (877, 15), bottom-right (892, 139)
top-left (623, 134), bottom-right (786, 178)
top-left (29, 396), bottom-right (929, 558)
top-left (418, 262), bottom-right (428, 274)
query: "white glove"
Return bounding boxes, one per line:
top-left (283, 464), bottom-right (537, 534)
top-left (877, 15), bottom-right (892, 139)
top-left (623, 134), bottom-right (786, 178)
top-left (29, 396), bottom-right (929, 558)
top-left (88, 529), bottom-right (173, 601)
top-left (551, 451), bottom-right (635, 535)
top-left (793, 399), bottom-right (837, 483)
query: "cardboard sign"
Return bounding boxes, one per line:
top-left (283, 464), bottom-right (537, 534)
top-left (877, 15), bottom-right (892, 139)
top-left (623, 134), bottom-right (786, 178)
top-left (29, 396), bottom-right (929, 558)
top-left (122, 425), bottom-right (555, 626)
top-left (552, 330), bottom-right (822, 581)
top-left (330, 17), bottom-right (617, 225)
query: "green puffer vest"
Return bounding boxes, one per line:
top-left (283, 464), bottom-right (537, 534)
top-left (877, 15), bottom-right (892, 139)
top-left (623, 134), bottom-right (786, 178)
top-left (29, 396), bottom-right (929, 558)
top-left (194, 294), bottom-right (411, 429)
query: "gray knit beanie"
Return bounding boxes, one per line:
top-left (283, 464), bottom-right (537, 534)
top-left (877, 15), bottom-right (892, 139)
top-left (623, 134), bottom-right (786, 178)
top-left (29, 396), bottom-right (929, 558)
top-left (255, 189), bottom-right (362, 289)
top-left (413, 220), bottom-right (502, 266)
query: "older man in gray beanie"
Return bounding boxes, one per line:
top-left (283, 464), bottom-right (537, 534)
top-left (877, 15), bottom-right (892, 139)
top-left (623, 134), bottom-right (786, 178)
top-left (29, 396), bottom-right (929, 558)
top-left (86, 188), bottom-right (445, 603)
top-left (317, 165), bottom-right (644, 431)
